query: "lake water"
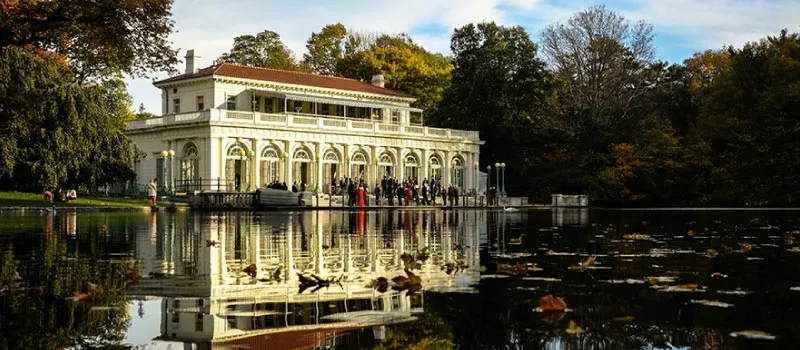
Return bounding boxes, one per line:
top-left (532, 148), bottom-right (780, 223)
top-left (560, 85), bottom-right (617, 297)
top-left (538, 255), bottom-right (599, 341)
top-left (2, 208), bottom-right (800, 349)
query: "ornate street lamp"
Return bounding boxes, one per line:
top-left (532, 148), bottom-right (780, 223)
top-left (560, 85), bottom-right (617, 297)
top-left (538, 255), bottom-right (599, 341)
top-left (494, 162), bottom-right (500, 194)
top-left (160, 150), bottom-right (168, 194)
top-left (500, 162), bottom-right (506, 197)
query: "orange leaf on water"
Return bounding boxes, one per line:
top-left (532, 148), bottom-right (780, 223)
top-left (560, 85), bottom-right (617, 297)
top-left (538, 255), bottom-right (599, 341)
top-left (538, 295), bottom-right (567, 312)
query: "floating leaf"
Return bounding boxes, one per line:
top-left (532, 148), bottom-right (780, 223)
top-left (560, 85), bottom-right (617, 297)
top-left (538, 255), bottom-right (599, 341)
top-left (711, 272), bottom-right (728, 278)
top-left (691, 299), bottom-right (734, 308)
top-left (659, 284), bottom-right (706, 293)
top-left (612, 316), bottom-right (635, 322)
top-left (729, 330), bottom-right (776, 340)
top-left (739, 242), bottom-right (752, 252)
top-left (706, 249), bottom-right (719, 258)
top-left (687, 229), bottom-right (695, 236)
top-left (537, 295), bottom-right (567, 312)
top-left (648, 276), bottom-right (678, 284)
top-left (566, 320), bottom-right (583, 334)
top-left (623, 233), bottom-right (650, 240)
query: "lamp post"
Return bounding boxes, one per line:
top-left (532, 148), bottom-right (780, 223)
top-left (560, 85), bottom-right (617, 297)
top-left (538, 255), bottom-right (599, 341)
top-left (160, 150), bottom-right (168, 194)
top-left (494, 162), bottom-right (500, 194)
top-left (486, 165), bottom-right (491, 205)
top-left (500, 162), bottom-right (506, 197)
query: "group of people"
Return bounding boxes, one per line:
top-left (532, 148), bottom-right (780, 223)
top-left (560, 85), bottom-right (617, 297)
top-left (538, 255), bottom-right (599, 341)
top-left (328, 175), bottom-right (462, 207)
top-left (43, 188), bottom-right (78, 204)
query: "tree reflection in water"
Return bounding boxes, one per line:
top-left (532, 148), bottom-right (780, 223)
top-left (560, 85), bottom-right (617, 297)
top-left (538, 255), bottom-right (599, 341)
top-left (0, 234), bottom-right (131, 349)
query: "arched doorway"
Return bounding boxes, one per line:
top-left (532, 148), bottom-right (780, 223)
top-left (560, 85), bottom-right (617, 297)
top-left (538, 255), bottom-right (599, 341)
top-left (322, 150), bottom-right (341, 194)
top-left (403, 153), bottom-right (419, 182)
top-left (292, 148), bottom-right (313, 189)
top-left (428, 155), bottom-right (442, 181)
top-left (350, 152), bottom-right (368, 180)
top-left (378, 152), bottom-right (394, 179)
top-left (225, 142), bottom-right (251, 192)
top-left (451, 156), bottom-right (465, 188)
top-left (259, 146), bottom-right (281, 186)
top-left (180, 142), bottom-right (199, 191)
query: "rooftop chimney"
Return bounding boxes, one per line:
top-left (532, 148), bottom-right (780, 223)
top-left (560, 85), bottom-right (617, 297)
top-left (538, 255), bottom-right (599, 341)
top-left (371, 74), bottom-right (385, 88)
top-left (185, 49), bottom-right (201, 75)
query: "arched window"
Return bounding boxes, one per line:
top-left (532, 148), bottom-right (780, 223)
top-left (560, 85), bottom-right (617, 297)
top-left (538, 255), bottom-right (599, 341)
top-left (323, 151), bottom-right (339, 163)
top-left (227, 143), bottom-right (249, 157)
top-left (180, 143), bottom-right (199, 186)
top-left (378, 152), bottom-right (394, 178)
top-left (451, 156), bottom-right (465, 188)
top-left (294, 149), bottom-right (311, 161)
top-left (350, 152), bottom-right (368, 179)
top-left (225, 142), bottom-right (251, 192)
top-left (262, 147), bottom-right (279, 159)
top-left (404, 154), bottom-right (419, 181)
top-left (352, 153), bottom-right (367, 163)
top-left (429, 155), bottom-right (442, 180)
top-left (260, 146), bottom-right (281, 186)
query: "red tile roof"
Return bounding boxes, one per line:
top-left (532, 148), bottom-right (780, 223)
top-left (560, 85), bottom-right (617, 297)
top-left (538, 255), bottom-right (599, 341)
top-left (154, 63), bottom-right (413, 99)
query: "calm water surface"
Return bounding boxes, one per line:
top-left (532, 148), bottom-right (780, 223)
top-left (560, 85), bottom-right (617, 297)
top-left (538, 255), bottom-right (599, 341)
top-left (2, 208), bottom-right (800, 349)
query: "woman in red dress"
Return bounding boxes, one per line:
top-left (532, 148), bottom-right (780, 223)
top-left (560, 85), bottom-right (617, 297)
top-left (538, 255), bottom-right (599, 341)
top-left (357, 185), bottom-right (365, 206)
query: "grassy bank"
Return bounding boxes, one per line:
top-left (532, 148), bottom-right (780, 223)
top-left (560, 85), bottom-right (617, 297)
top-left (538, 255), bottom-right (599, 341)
top-left (0, 191), bottom-right (151, 208)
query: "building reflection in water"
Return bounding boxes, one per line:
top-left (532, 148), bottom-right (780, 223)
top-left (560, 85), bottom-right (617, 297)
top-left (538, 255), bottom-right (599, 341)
top-left (130, 210), bottom-right (482, 349)
top-left (551, 207), bottom-right (588, 227)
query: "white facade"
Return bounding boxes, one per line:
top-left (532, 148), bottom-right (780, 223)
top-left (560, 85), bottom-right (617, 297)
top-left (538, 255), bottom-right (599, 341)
top-left (127, 53), bottom-right (483, 194)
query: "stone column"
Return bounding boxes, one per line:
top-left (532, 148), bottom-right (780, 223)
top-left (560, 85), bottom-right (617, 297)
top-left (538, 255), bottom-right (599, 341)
top-left (398, 147), bottom-right (405, 182)
top-left (371, 145), bottom-right (379, 185)
top-left (343, 144), bottom-right (350, 179)
top-left (465, 152), bottom-right (474, 193)
top-left (421, 149), bottom-right (428, 182)
top-left (444, 151), bottom-right (453, 186)
top-left (316, 142), bottom-right (323, 193)
top-left (284, 140), bottom-right (292, 185)
top-left (251, 139), bottom-right (259, 188)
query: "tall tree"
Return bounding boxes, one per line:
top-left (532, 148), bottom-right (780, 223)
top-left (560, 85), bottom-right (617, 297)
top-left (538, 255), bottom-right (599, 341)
top-left (432, 22), bottom-right (553, 196)
top-left (302, 23), bottom-right (347, 75)
top-left (694, 30), bottom-right (800, 204)
top-left (541, 5), bottom-right (654, 122)
top-left (0, 0), bottom-right (178, 81)
top-left (218, 30), bottom-right (298, 70)
top-left (337, 34), bottom-right (452, 112)
top-left (0, 47), bottom-right (136, 190)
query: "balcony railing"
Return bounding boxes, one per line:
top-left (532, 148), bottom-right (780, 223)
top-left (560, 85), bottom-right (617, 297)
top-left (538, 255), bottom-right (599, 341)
top-left (128, 109), bottom-right (480, 141)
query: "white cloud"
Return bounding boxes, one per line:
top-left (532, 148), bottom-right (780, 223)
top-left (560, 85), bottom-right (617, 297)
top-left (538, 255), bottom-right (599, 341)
top-left (624, 0), bottom-right (800, 49)
top-left (126, 0), bottom-right (797, 113)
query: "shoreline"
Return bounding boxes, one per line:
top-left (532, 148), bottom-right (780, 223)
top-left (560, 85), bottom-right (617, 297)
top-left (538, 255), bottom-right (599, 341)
top-left (3, 205), bottom-right (800, 213)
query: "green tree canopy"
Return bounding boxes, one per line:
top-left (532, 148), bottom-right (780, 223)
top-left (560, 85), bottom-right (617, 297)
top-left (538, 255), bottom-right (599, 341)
top-left (336, 33), bottom-right (452, 112)
top-left (0, 47), bottom-right (136, 191)
top-left (302, 23), bottom-right (348, 75)
top-left (431, 22), bottom-right (553, 196)
top-left (0, 0), bottom-right (178, 81)
top-left (693, 30), bottom-right (800, 204)
top-left (218, 30), bottom-right (299, 70)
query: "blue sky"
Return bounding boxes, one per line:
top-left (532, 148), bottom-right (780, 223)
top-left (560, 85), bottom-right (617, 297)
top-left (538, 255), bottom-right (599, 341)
top-left (127, 0), bottom-right (800, 113)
